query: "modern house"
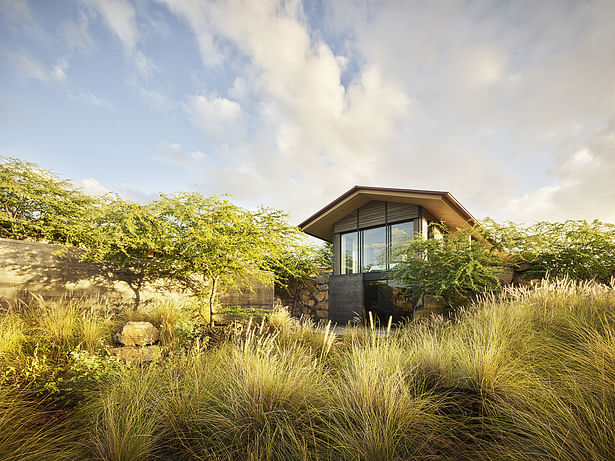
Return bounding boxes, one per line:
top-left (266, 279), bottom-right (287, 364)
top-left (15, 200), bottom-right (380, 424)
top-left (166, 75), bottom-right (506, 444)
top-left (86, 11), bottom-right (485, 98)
top-left (299, 186), bottom-right (478, 324)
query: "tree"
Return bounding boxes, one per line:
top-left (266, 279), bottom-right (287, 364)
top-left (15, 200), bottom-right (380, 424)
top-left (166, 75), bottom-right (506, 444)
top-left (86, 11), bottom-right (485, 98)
top-left (0, 156), bottom-right (96, 245)
top-left (82, 196), bottom-right (173, 309)
top-left (483, 219), bottom-right (615, 281)
top-left (155, 193), bottom-right (303, 324)
top-left (390, 223), bottom-right (505, 309)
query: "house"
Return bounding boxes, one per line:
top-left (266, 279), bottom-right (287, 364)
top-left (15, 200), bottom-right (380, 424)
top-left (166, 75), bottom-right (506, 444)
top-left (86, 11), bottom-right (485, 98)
top-left (299, 186), bottom-right (478, 324)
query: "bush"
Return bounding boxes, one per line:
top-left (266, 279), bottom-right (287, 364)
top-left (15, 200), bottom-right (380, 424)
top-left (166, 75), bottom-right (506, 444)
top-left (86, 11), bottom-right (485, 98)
top-left (390, 223), bottom-right (505, 309)
top-left (484, 219), bottom-right (615, 281)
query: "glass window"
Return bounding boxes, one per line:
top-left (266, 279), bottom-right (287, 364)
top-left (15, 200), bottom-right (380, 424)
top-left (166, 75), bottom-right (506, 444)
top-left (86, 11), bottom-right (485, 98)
top-left (362, 226), bottom-right (386, 272)
top-left (389, 221), bottom-right (414, 266)
top-left (341, 232), bottom-right (359, 274)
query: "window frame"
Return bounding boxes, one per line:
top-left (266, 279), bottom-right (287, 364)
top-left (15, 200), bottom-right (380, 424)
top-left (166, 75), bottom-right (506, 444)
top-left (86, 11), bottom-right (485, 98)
top-left (338, 218), bottom-right (417, 274)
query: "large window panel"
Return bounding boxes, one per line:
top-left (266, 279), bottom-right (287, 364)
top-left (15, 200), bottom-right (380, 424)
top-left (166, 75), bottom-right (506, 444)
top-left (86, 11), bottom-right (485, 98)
top-left (341, 232), bottom-right (359, 274)
top-left (390, 221), bottom-right (414, 266)
top-left (362, 226), bottom-right (386, 272)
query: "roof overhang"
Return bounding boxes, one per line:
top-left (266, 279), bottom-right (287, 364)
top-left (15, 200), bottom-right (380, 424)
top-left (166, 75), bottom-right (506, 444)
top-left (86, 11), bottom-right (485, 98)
top-left (299, 186), bottom-right (478, 242)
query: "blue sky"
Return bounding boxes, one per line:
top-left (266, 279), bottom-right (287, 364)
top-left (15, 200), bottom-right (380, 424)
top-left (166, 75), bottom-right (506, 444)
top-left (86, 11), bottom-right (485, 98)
top-left (1, 0), bottom-right (614, 225)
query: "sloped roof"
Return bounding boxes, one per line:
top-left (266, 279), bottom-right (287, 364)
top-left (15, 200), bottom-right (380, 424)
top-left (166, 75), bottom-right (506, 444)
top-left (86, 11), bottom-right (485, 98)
top-left (299, 186), bottom-right (478, 242)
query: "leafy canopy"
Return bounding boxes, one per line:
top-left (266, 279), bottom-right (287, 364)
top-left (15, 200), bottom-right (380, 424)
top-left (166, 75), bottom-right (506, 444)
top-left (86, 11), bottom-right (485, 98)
top-left (153, 193), bottom-right (305, 323)
top-left (483, 219), bottom-right (615, 281)
top-left (390, 223), bottom-right (505, 308)
top-left (0, 156), bottom-right (96, 245)
top-left (82, 196), bottom-right (173, 308)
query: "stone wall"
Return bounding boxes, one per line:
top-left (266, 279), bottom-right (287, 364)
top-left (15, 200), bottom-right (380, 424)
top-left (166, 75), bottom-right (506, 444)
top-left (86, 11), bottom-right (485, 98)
top-left (0, 238), bottom-right (273, 309)
top-left (276, 274), bottom-right (329, 322)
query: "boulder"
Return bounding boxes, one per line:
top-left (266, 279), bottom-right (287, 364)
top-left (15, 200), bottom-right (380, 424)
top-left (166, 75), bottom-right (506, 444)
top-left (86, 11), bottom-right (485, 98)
top-left (115, 321), bottom-right (160, 346)
top-left (109, 345), bottom-right (162, 363)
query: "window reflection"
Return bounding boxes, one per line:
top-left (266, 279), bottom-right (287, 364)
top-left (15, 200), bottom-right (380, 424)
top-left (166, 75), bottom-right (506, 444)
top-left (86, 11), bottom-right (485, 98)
top-left (390, 221), bottom-right (414, 266)
top-left (341, 232), bottom-right (358, 274)
top-left (340, 220), bottom-right (415, 274)
top-left (362, 226), bottom-right (386, 272)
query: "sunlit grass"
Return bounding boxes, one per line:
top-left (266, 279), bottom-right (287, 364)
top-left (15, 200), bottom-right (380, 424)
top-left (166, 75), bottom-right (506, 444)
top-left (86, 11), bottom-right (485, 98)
top-left (2, 279), bottom-right (615, 460)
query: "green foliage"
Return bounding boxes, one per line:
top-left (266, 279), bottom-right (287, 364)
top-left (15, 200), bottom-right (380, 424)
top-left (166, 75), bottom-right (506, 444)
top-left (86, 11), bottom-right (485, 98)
top-left (270, 242), bottom-right (332, 297)
top-left (484, 218), bottom-right (615, 281)
top-left (390, 223), bottom-right (505, 308)
top-left (0, 156), bottom-right (96, 245)
top-left (154, 193), bottom-right (303, 324)
top-left (83, 196), bottom-right (174, 309)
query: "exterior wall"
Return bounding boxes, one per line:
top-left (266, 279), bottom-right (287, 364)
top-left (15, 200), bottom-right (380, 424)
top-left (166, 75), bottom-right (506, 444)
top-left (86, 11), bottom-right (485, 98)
top-left (0, 238), bottom-right (135, 302)
top-left (0, 238), bottom-right (273, 309)
top-left (328, 273), bottom-right (363, 324)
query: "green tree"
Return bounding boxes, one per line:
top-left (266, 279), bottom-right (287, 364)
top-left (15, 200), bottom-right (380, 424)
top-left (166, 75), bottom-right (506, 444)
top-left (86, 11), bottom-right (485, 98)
top-left (83, 196), bottom-right (173, 309)
top-left (0, 156), bottom-right (96, 245)
top-left (156, 193), bottom-right (303, 324)
top-left (390, 223), bottom-right (505, 309)
top-left (483, 219), bottom-right (615, 281)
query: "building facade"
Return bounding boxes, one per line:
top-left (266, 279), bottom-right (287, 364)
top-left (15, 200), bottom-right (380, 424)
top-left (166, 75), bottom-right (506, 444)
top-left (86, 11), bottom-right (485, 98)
top-left (299, 186), bottom-right (477, 324)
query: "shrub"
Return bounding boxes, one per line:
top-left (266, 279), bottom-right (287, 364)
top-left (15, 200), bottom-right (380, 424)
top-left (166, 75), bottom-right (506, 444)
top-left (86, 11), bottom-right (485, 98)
top-left (390, 223), bottom-right (505, 309)
top-left (483, 219), bottom-right (615, 281)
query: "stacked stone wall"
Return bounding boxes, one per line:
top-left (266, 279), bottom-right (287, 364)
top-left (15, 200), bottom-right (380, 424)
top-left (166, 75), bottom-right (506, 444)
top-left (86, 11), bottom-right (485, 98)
top-left (277, 274), bottom-right (330, 321)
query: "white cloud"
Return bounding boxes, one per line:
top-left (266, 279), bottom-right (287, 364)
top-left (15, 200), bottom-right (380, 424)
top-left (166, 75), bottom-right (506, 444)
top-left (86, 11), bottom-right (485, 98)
top-left (85, 0), bottom-right (157, 78)
top-left (158, 0), bottom-right (411, 219)
top-left (156, 143), bottom-right (208, 169)
top-left (72, 89), bottom-right (112, 108)
top-left (10, 53), bottom-right (68, 83)
top-left (0, 0), bottom-right (31, 23)
top-left (79, 178), bottom-right (109, 196)
top-left (184, 93), bottom-right (242, 140)
top-left (59, 12), bottom-right (94, 52)
top-left (503, 123), bottom-right (615, 223)
top-left (137, 86), bottom-right (171, 110)
top-left (85, 0), bottom-right (137, 53)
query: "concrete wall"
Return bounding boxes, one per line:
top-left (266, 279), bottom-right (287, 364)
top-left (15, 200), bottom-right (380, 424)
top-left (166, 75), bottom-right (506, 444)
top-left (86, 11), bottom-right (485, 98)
top-left (0, 238), bottom-right (273, 309)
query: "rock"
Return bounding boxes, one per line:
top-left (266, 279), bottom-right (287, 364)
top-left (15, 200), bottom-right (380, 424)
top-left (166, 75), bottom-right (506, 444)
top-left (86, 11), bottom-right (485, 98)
top-left (115, 321), bottom-right (160, 346)
top-left (109, 345), bottom-right (162, 363)
top-left (497, 267), bottom-right (515, 284)
top-left (314, 291), bottom-right (327, 303)
top-left (315, 308), bottom-right (328, 319)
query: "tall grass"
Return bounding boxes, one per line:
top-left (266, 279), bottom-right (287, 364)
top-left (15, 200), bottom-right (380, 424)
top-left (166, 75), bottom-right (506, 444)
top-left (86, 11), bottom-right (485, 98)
top-left (0, 386), bottom-right (82, 460)
top-left (3, 279), bottom-right (615, 460)
top-left (81, 365), bottom-right (168, 461)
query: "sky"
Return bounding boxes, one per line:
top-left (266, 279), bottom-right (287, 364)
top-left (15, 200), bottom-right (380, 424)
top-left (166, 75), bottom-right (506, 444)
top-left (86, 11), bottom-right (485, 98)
top-left (1, 0), bottom-right (614, 228)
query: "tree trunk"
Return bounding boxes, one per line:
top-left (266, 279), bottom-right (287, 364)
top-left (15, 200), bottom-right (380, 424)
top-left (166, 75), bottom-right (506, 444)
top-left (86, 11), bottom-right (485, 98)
top-left (131, 269), bottom-right (145, 311)
top-left (209, 275), bottom-right (218, 326)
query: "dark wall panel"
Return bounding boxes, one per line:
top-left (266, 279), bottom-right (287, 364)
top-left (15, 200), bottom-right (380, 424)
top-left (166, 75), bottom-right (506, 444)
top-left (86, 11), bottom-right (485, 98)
top-left (329, 273), bottom-right (363, 324)
top-left (333, 210), bottom-right (357, 233)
